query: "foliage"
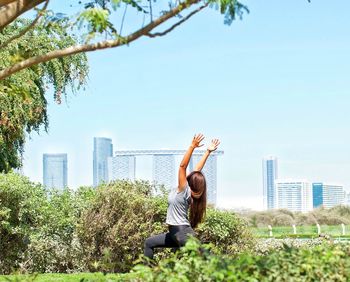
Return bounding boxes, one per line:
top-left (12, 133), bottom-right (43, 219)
top-left (0, 173), bottom-right (46, 274)
top-left (254, 238), bottom-right (325, 256)
top-left (0, 173), bottom-right (254, 274)
top-left (128, 238), bottom-right (350, 282)
top-left (77, 181), bottom-right (255, 272)
top-left (19, 187), bottom-right (96, 274)
top-left (76, 180), bottom-right (169, 273)
top-left (0, 0), bottom-right (251, 172)
top-left (0, 173), bottom-right (95, 274)
top-left (0, 18), bottom-right (88, 172)
top-left (197, 208), bottom-right (255, 255)
top-left (240, 206), bottom-right (350, 228)
top-left (0, 272), bottom-right (121, 282)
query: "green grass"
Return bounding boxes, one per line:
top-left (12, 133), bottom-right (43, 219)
top-left (252, 224), bottom-right (350, 238)
top-left (0, 273), bottom-right (121, 282)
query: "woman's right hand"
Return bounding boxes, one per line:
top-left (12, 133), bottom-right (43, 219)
top-left (191, 133), bottom-right (205, 148)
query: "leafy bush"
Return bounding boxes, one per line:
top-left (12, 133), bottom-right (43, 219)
top-left (127, 238), bottom-right (350, 282)
top-left (76, 181), bottom-right (168, 273)
top-left (197, 208), bottom-right (255, 255)
top-left (0, 173), bottom-right (46, 274)
top-left (77, 181), bottom-right (255, 272)
top-left (20, 187), bottom-right (95, 273)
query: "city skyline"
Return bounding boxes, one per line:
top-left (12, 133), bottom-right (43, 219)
top-left (35, 140), bottom-right (349, 211)
top-left (22, 0), bottom-right (350, 210)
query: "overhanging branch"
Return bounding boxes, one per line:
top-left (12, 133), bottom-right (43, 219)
top-left (146, 2), bottom-right (208, 38)
top-left (0, 0), bottom-right (49, 49)
top-left (0, 0), bottom-right (202, 81)
top-left (0, 0), bottom-right (46, 30)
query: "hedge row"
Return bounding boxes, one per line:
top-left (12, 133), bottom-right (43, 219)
top-left (0, 173), bottom-right (254, 274)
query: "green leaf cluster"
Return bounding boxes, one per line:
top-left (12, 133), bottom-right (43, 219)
top-left (0, 18), bottom-right (89, 172)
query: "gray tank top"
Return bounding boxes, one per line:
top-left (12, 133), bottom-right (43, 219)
top-left (166, 184), bottom-right (192, 226)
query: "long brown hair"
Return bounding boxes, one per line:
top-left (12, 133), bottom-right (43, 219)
top-left (187, 171), bottom-right (207, 228)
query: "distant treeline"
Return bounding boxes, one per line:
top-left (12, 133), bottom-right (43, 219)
top-left (237, 206), bottom-right (350, 227)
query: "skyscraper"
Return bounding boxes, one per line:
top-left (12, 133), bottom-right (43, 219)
top-left (93, 137), bottom-right (113, 187)
top-left (275, 180), bottom-right (313, 213)
top-left (313, 183), bottom-right (345, 209)
top-left (43, 153), bottom-right (68, 189)
top-left (189, 154), bottom-right (218, 206)
top-left (262, 156), bottom-right (278, 210)
top-left (153, 154), bottom-right (176, 189)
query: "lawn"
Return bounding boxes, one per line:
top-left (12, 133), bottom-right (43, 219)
top-left (0, 273), bottom-right (121, 282)
top-left (252, 224), bottom-right (350, 238)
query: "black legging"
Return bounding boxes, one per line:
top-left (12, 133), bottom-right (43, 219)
top-left (144, 225), bottom-right (195, 259)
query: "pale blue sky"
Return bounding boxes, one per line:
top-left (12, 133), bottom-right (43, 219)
top-left (23, 0), bottom-right (350, 209)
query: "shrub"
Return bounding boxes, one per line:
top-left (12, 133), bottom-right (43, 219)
top-left (197, 209), bottom-right (255, 255)
top-left (76, 180), bottom-right (168, 273)
top-left (0, 173), bottom-right (46, 274)
top-left (0, 173), bottom-right (255, 274)
top-left (20, 187), bottom-right (95, 273)
top-left (127, 238), bottom-right (350, 282)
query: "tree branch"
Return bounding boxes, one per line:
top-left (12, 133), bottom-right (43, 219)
top-left (0, 0), bottom-right (49, 49)
top-left (146, 2), bottom-right (208, 38)
top-left (0, 0), bottom-right (17, 7)
top-left (0, 0), bottom-right (46, 30)
top-left (0, 0), bottom-right (202, 81)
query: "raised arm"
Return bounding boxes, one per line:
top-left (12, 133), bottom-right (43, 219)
top-left (178, 134), bottom-right (205, 191)
top-left (194, 139), bottom-right (220, 171)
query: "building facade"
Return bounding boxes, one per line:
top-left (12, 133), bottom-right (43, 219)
top-left (262, 156), bottom-right (278, 210)
top-left (312, 183), bottom-right (324, 208)
top-left (43, 153), bottom-right (68, 189)
top-left (153, 154), bottom-right (176, 189)
top-left (312, 183), bottom-right (344, 209)
top-left (108, 155), bottom-right (136, 181)
top-left (108, 149), bottom-right (223, 206)
top-left (93, 137), bottom-right (113, 187)
top-left (275, 180), bottom-right (313, 213)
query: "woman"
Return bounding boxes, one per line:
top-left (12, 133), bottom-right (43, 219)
top-left (144, 134), bottom-right (220, 259)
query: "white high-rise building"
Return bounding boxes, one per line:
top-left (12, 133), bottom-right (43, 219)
top-left (93, 137), bottom-right (113, 187)
top-left (275, 180), bottom-right (312, 213)
top-left (262, 156), bottom-right (278, 210)
top-left (322, 184), bottom-right (345, 208)
top-left (108, 155), bottom-right (136, 181)
top-left (344, 192), bottom-right (350, 206)
top-left (43, 153), bottom-right (67, 189)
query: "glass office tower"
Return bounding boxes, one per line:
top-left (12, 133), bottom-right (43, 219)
top-left (262, 156), bottom-right (278, 210)
top-left (93, 137), bottom-right (113, 187)
top-left (43, 153), bottom-right (68, 189)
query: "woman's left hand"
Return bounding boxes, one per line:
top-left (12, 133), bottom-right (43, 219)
top-left (207, 139), bottom-right (220, 152)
